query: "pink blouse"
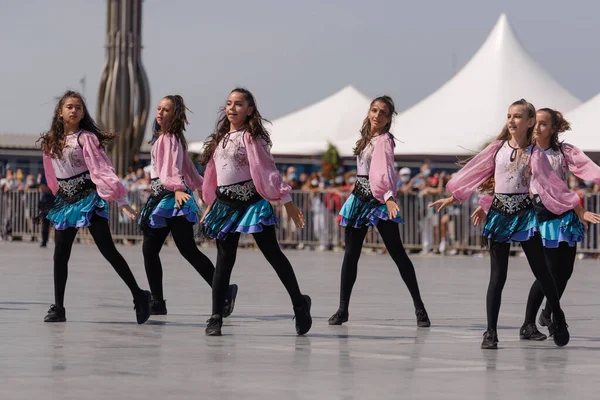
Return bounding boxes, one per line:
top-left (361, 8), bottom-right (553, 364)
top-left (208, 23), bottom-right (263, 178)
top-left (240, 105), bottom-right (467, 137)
top-left (447, 140), bottom-right (579, 215)
top-left (43, 131), bottom-right (128, 206)
top-left (356, 133), bottom-right (397, 203)
top-left (562, 143), bottom-right (600, 186)
top-left (202, 130), bottom-right (292, 206)
top-left (151, 133), bottom-right (203, 192)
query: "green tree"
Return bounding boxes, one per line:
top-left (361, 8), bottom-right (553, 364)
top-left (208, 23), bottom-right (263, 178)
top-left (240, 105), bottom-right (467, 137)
top-left (321, 143), bottom-right (342, 180)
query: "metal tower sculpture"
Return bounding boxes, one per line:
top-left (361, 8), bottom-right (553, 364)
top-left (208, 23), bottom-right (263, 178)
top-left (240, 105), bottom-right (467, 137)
top-left (97, 0), bottom-right (150, 176)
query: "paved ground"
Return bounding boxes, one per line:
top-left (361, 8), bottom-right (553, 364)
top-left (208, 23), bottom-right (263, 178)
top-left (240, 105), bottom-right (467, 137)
top-left (1, 241), bottom-right (600, 399)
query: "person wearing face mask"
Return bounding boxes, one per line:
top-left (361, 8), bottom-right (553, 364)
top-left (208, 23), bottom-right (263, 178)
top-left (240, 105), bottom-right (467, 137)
top-left (397, 167), bottom-right (412, 194)
top-left (303, 172), bottom-right (330, 251)
top-left (21, 175), bottom-right (39, 236)
top-left (24, 175), bottom-right (37, 189)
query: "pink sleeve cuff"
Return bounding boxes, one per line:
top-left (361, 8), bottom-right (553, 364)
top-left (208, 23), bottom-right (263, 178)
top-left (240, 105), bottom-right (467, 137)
top-left (383, 190), bottom-right (394, 202)
top-left (116, 197), bottom-right (128, 207)
top-left (281, 194), bottom-right (292, 204)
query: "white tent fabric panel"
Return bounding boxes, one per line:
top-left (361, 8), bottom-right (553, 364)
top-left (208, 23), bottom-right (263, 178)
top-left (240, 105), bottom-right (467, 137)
top-left (565, 93), bottom-right (600, 152)
top-left (268, 86), bottom-right (372, 157)
top-left (391, 14), bottom-right (581, 156)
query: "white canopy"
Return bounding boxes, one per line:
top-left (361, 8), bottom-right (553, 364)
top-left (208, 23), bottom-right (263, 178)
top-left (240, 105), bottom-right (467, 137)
top-left (188, 140), bottom-right (204, 154)
top-left (268, 85), bottom-right (372, 156)
top-left (187, 86), bottom-right (369, 157)
top-left (565, 93), bottom-right (600, 152)
top-left (392, 13), bottom-right (581, 156)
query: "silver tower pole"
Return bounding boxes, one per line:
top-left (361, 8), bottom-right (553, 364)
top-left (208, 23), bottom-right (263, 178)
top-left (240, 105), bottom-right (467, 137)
top-left (97, 0), bottom-right (150, 176)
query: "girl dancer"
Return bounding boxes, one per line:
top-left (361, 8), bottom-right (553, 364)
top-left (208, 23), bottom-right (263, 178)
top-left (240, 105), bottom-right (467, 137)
top-left (473, 108), bottom-right (600, 341)
top-left (39, 90), bottom-right (151, 324)
top-left (431, 99), bottom-right (578, 349)
top-left (328, 96), bottom-right (430, 327)
top-left (200, 88), bottom-right (312, 336)
top-left (138, 95), bottom-right (238, 317)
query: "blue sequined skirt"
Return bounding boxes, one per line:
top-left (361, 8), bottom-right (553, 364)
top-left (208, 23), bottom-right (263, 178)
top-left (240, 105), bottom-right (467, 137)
top-left (47, 191), bottom-right (108, 230)
top-left (533, 195), bottom-right (584, 248)
top-left (46, 172), bottom-right (108, 230)
top-left (138, 179), bottom-right (198, 230)
top-left (482, 193), bottom-right (538, 245)
top-left (339, 176), bottom-right (403, 228)
top-left (203, 180), bottom-right (278, 240)
top-left (339, 194), bottom-right (404, 228)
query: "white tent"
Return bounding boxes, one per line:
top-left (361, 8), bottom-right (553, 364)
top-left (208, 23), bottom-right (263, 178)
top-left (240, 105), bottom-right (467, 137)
top-left (188, 140), bottom-right (204, 154)
top-left (565, 94), bottom-right (600, 152)
top-left (268, 85), bottom-right (372, 156)
top-left (392, 13), bottom-right (582, 156)
top-left (187, 86), bottom-right (370, 157)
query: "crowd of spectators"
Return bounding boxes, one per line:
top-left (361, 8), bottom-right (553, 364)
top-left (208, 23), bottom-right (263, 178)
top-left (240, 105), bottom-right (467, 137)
top-left (1, 155), bottom-right (599, 257)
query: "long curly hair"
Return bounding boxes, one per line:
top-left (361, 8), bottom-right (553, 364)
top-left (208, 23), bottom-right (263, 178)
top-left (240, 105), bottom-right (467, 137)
top-left (353, 96), bottom-right (397, 156)
top-left (38, 90), bottom-right (115, 159)
top-left (536, 108), bottom-right (571, 151)
top-left (151, 95), bottom-right (190, 150)
top-left (200, 88), bottom-right (271, 166)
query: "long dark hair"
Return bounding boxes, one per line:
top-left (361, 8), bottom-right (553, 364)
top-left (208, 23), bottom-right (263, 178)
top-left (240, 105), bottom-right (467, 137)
top-left (537, 108), bottom-right (571, 150)
top-left (200, 88), bottom-right (271, 166)
top-left (151, 95), bottom-right (190, 150)
top-left (477, 98), bottom-right (536, 193)
top-left (353, 96), bottom-right (397, 156)
top-left (38, 90), bottom-right (115, 158)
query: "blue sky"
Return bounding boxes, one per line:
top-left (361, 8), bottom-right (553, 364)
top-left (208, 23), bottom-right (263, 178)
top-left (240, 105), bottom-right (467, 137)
top-left (2, 0), bottom-right (599, 141)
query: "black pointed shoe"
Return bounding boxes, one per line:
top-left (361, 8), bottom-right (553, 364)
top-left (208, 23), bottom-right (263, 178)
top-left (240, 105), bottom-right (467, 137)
top-left (44, 304), bottom-right (66, 322)
top-left (552, 313), bottom-right (570, 347)
top-left (328, 309), bottom-right (349, 325)
top-left (520, 322), bottom-right (547, 341)
top-left (134, 290), bottom-right (152, 324)
top-left (481, 330), bottom-right (499, 349)
top-left (294, 295), bottom-right (312, 335)
top-left (206, 315), bottom-right (223, 336)
top-left (150, 299), bottom-right (167, 315)
top-left (223, 284), bottom-right (238, 318)
top-left (538, 308), bottom-right (552, 328)
top-left (415, 307), bottom-right (431, 328)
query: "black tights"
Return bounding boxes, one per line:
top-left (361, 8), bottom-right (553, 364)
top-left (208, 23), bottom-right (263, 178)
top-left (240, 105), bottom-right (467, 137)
top-left (524, 243), bottom-right (576, 324)
top-left (41, 218), bottom-right (51, 246)
top-left (53, 213), bottom-right (142, 307)
top-left (142, 216), bottom-right (214, 302)
top-left (211, 225), bottom-right (304, 316)
top-left (338, 219), bottom-right (425, 312)
top-left (487, 234), bottom-right (563, 331)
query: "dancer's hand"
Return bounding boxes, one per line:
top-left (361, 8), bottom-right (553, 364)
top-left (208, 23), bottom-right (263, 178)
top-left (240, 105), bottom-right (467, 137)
top-left (119, 204), bottom-right (137, 219)
top-left (175, 190), bottom-right (191, 208)
top-left (575, 204), bottom-right (600, 228)
top-left (200, 204), bottom-right (212, 224)
top-left (429, 195), bottom-right (457, 212)
top-left (386, 199), bottom-right (399, 220)
top-left (285, 202), bottom-right (305, 228)
top-left (471, 206), bottom-right (486, 226)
